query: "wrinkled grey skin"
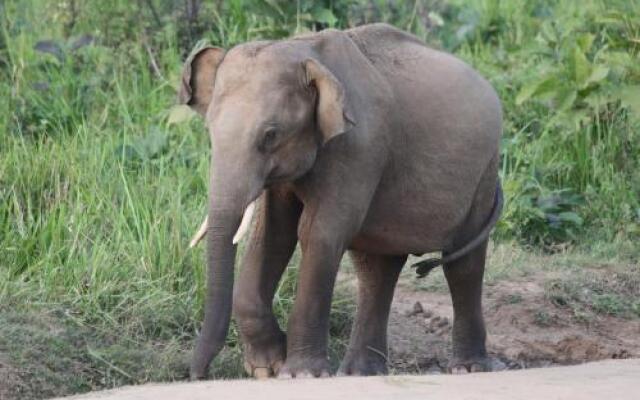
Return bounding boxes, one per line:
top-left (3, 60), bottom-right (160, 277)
top-left (179, 23), bottom-right (502, 379)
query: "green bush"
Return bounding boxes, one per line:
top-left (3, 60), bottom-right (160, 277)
top-left (447, 0), bottom-right (640, 247)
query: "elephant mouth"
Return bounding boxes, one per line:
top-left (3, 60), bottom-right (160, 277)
top-left (189, 198), bottom-right (258, 249)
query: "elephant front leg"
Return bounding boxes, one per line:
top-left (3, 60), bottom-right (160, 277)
top-left (233, 188), bottom-right (301, 378)
top-left (277, 231), bottom-right (346, 378)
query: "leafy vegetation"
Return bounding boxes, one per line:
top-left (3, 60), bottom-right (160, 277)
top-left (1, 0), bottom-right (639, 398)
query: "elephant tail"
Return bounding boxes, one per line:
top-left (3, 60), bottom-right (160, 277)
top-left (412, 180), bottom-right (504, 278)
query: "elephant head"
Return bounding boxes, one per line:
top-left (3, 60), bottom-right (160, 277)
top-left (180, 40), bottom-right (356, 378)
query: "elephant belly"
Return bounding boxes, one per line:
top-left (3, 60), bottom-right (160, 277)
top-left (349, 188), bottom-right (470, 256)
top-left (349, 225), bottom-right (444, 256)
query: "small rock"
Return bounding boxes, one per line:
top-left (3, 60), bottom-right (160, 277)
top-left (491, 358), bottom-right (508, 371)
top-left (426, 365), bottom-right (443, 375)
top-left (437, 317), bottom-right (449, 327)
top-left (405, 301), bottom-right (424, 317)
top-left (423, 310), bottom-right (433, 318)
top-left (436, 327), bottom-right (450, 336)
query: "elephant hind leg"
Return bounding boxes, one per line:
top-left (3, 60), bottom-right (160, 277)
top-left (444, 158), bottom-right (499, 374)
top-left (338, 251), bottom-right (406, 376)
top-left (443, 239), bottom-right (492, 373)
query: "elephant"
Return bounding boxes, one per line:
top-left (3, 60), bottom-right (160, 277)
top-left (179, 23), bottom-right (503, 380)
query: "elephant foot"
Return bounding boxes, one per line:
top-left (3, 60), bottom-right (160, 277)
top-left (337, 349), bottom-right (388, 376)
top-left (448, 356), bottom-right (504, 374)
top-left (277, 356), bottom-right (331, 379)
top-left (242, 332), bottom-right (287, 379)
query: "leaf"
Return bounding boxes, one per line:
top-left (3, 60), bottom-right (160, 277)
top-left (516, 82), bottom-right (540, 105)
top-left (311, 8), bottom-right (337, 27)
top-left (532, 208), bottom-right (547, 219)
top-left (516, 76), bottom-right (560, 105)
top-left (537, 194), bottom-right (561, 212)
top-left (534, 77), bottom-right (561, 101)
top-left (576, 33), bottom-right (595, 53)
top-left (557, 212), bottom-right (583, 226)
top-left (539, 21), bottom-right (557, 46)
top-left (167, 105), bottom-right (196, 125)
top-left (585, 65), bottom-right (609, 86)
top-left (618, 85), bottom-right (640, 115)
top-left (555, 88), bottom-right (577, 111)
top-left (428, 11), bottom-right (445, 27)
top-left (572, 46), bottom-right (591, 87)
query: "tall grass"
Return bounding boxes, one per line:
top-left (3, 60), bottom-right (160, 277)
top-left (0, 0), bottom-right (638, 397)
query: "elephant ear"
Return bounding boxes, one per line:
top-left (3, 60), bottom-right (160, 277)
top-left (178, 45), bottom-right (225, 116)
top-left (304, 58), bottom-right (356, 145)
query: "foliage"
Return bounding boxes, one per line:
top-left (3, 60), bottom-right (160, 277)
top-left (505, 183), bottom-right (585, 246)
top-left (451, 0), bottom-right (640, 247)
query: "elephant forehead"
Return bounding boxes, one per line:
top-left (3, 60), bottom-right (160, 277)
top-left (214, 65), bottom-right (284, 104)
top-left (212, 66), bottom-right (308, 120)
top-left (209, 87), bottom-right (309, 138)
top-left (210, 46), bottom-right (311, 133)
top-left (216, 45), bottom-right (303, 95)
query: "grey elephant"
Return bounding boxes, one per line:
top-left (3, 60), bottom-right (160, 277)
top-left (180, 23), bottom-right (503, 379)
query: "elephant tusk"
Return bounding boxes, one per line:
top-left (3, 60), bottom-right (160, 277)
top-left (188, 200), bottom-right (256, 249)
top-left (232, 200), bottom-right (256, 245)
top-left (189, 216), bottom-right (208, 248)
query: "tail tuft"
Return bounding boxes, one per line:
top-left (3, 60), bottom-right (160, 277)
top-left (412, 257), bottom-right (443, 278)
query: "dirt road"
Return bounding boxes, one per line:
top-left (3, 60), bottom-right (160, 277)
top-left (58, 359), bottom-right (639, 400)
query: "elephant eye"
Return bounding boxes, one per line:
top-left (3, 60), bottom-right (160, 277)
top-left (259, 127), bottom-right (279, 152)
top-left (265, 128), bottom-right (277, 142)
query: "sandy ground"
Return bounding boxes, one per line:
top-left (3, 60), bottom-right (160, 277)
top-left (56, 359), bottom-right (640, 400)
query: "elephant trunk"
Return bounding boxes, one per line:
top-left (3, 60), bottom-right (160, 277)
top-left (190, 170), bottom-right (260, 380)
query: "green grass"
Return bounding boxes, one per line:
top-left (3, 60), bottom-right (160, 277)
top-left (545, 265), bottom-right (640, 319)
top-left (1, 0), bottom-right (639, 398)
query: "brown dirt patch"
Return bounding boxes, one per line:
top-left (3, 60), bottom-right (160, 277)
top-left (386, 270), bottom-right (640, 373)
